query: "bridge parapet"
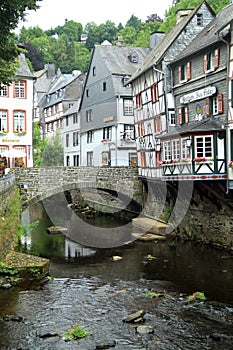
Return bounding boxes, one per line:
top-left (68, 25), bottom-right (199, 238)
top-left (14, 166), bottom-right (143, 205)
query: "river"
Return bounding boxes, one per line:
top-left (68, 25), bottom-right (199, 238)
top-left (0, 198), bottom-right (233, 349)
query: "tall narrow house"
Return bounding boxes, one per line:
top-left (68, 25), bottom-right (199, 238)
top-left (127, 1), bottom-right (215, 180)
top-left (79, 42), bottom-right (150, 166)
top-left (0, 52), bottom-right (34, 168)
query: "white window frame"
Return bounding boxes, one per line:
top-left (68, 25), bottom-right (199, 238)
top-left (172, 139), bottom-right (180, 161)
top-left (87, 151), bottom-right (93, 166)
top-left (123, 99), bottom-right (133, 116)
top-left (0, 110), bottom-right (7, 131)
top-left (163, 141), bottom-right (171, 161)
top-left (195, 135), bottom-right (213, 158)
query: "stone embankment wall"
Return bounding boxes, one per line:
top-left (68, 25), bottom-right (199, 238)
top-left (0, 173), bottom-right (19, 259)
top-left (144, 181), bottom-right (233, 252)
top-left (14, 166), bottom-right (144, 206)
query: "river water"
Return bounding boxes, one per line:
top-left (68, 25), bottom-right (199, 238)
top-left (0, 198), bottom-right (233, 349)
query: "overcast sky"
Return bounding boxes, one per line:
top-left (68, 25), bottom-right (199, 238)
top-left (17, 0), bottom-right (173, 31)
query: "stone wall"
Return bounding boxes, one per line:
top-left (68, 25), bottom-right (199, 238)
top-left (0, 173), bottom-right (19, 259)
top-left (14, 166), bottom-right (144, 206)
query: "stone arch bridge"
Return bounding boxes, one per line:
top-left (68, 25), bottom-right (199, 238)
top-left (14, 166), bottom-right (143, 206)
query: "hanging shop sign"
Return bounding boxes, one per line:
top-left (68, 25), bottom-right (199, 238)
top-left (180, 86), bottom-right (216, 104)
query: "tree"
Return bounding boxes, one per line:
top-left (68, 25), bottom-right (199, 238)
top-left (126, 15), bottom-right (142, 31)
top-left (117, 26), bottom-right (138, 46)
top-left (0, 0), bottom-right (41, 84)
top-left (24, 42), bottom-right (44, 71)
top-left (40, 129), bottom-right (64, 167)
top-left (33, 122), bottom-right (47, 166)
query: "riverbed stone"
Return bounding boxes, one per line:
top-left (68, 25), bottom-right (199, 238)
top-left (96, 339), bottom-right (116, 348)
top-left (123, 309), bottom-right (145, 323)
top-left (136, 325), bottom-right (154, 334)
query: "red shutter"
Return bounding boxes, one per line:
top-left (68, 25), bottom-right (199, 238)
top-left (206, 98), bottom-right (210, 117)
top-left (178, 66), bottom-right (182, 82)
top-left (178, 108), bottom-right (182, 125)
top-left (204, 54), bottom-right (208, 72)
top-left (187, 62), bottom-right (191, 80)
top-left (138, 122), bottom-right (141, 137)
top-left (218, 93), bottom-right (224, 114)
top-left (214, 48), bottom-right (220, 69)
top-left (184, 107), bottom-right (189, 123)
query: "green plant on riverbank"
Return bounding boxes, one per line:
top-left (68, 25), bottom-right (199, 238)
top-left (62, 324), bottom-right (88, 341)
top-left (0, 262), bottom-right (18, 276)
top-left (187, 291), bottom-right (206, 302)
top-left (16, 220), bottom-right (39, 241)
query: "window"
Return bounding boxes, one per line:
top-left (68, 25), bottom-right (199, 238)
top-left (87, 130), bottom-right (94, 143)
top-left (73, 113), bottom-right (78, 124)
top-left (92, 67), bottom-right (96, 76)
top-left (73, 155), bottom-right (79, 166)
top-left (0, 110), bottom-right (7, 132)
top-left (66, 134), bottom-right (69, 147)
top-left (135, 93), bottom-right (142, 109)
top-left (86, 89), bottom-right (89, 97)
top-left (178, 107), bottom-right (188, 125)
top-left (163, 141), bottom-right (171, 161)
top-left (178, 62), bottom-right (191, 82)
top-left (206, 94), bottom-right (224, 116)
top-left (124, 124), bottom-right (134, 140)
top-left (14, 80), bottom-right (26, 98)
top-left (0, 84), bottom-right (8, 97)
top-left (66, 116), bottom-right (69, 126)
top-left (103, 82), bottom-right (106, 91)
top-left (87, 151), bottom-right (93, 166)
top-left (66, 156), bottom-right (70, 166)
top-left (204, 49), bottom-right (220, 72)
top-left (151, 83), bottom-right (158, 103)
top-left (181, 139), bottom-right (189, 160)
top-left (73, 131), bottom-right (79, 146)
top-left (123, 99), bottom-right (133, 115)
top-left (14, 111), bottom-right (25, 132)
top-left (129, 153), bottom-right (137, 167)
top-left (195, 136), bottom-right (213, 158)
top-left (169, 112), bottom-right (176, 126)
top-left (172, 139), bottom-right (180, 161)
top-left (86, 110), bottom-right (92, 122)
top-left (103, 127), bottom-right (112, 140)
top-left (196, 13), bottom-right (203, 26)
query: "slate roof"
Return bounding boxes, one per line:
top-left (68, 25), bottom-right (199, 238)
top-left (128, 1), bottom-right (214, 83)
top-left (63, 100), bottom-right (80, 117)
top-left (95, 44), bottom-right (150, 75)
top-left (16, 53), bottom-right (34, 79)
top-left (160, 118), bottom-right (223, 139)
top-left (170, 3), bottom-right (233, 64)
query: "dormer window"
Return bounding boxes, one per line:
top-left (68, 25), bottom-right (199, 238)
top-left (196, 13), bottom-right (203, 26)
top-left (46, 95), bottom-right (50, 103)
top-left (123, 75), bottom-right (130, 86)
top-left (129, 52), bottom-right (139, 63)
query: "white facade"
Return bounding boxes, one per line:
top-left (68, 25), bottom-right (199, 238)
top-left (0, 53), bottom-right (34, 169)
top-left (63, 101), bottom-right (81, 167)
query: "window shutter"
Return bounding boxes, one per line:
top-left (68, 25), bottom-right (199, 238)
top-left (214, 48), bottom-right (220, 69)
top-left (138, 122), bottom-right (141, 137)
top-left (187, 62), bottom-right (191, 80)
top-left (178, 108), bottom-right (182, 125)
top-left (184, 107), bottom-right (189, 123)
top-left (203, 54), bottom-right (208, 72)
top-left (178, 66), bottom-right (182, 82)
top-left (206, 98), bottom-right (210, 116)
top-left (218, 94), bottom-right (224, 114)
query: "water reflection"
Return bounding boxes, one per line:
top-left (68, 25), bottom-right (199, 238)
top-left (19, 199), bottom-right (233, 303)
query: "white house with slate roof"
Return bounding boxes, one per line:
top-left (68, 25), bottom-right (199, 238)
top-left (63, 100), bottom-right (81, 166)
top-left (0, 52), bottom-right (34, 169)
top-left (79, 42), bottom-right (150, 167)
top-left (37, 69), bottom-right (85, 139)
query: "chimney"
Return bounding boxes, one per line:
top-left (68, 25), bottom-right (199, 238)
top-left (116, 36), bottom-right (124, 46)
top-left (176, 9), bottom-right (193, 23)
top-left (150, 31), bottom-right (165, 49)
top-left (44, 63), bottom-right (55, 79)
